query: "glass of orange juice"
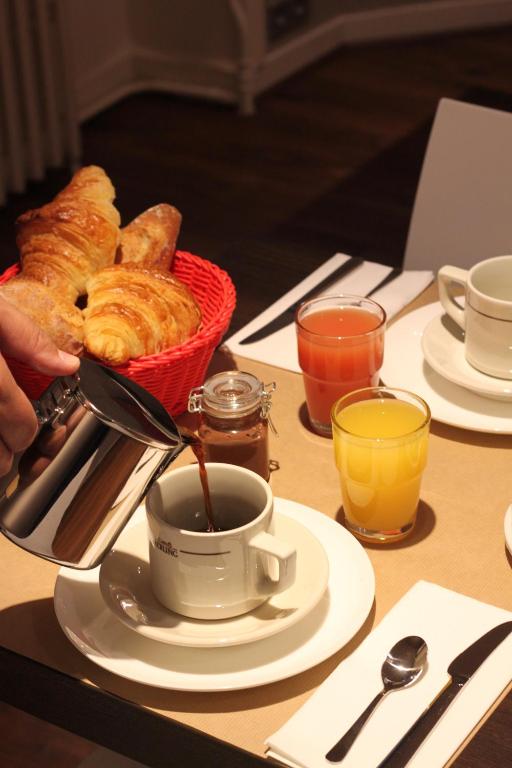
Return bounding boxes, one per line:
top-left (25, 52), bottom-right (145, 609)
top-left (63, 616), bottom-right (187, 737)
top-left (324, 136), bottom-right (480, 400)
top-left (295, 295), bottom-right (386, 436)
top-left (331, 387), bottom-right (430, 543)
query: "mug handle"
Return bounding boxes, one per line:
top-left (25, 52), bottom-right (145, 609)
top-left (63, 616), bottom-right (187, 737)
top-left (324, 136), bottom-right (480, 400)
top-left (438, 265), bottom-right (468, 329)
top-left (249, 531), bottom-right (297, 595)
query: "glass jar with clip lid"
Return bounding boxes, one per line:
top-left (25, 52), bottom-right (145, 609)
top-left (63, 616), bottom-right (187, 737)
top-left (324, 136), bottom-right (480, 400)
top-left (188, 371), bottom-right (276, 480)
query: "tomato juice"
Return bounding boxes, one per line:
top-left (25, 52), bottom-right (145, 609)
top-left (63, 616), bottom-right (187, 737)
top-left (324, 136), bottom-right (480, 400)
top-left (296, 299), bottom-right (386, 435)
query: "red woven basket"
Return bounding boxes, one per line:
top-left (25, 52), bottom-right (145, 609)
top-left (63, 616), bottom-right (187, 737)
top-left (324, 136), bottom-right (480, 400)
top-left (0, 251), bottom-right (236, 415)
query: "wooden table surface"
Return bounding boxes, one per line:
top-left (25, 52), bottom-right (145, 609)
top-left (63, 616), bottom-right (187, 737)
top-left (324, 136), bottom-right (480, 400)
top-left (0, 273), bottom-right (511, 768)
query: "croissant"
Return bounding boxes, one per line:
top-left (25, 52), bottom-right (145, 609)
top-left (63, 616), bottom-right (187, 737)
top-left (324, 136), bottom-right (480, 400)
top-left (83, 264), bottom-right (201, 364)
top-left (15, 165), bottom-right (121, 301)
top-left (0, 277), bottom-right (84, 355)
top-left (116, 204), bottom-right (182, 270)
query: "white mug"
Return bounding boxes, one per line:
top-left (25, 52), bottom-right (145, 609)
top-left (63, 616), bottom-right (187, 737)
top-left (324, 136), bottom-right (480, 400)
top-left (146, 463), bottom-right (296, 620)
top-left (438, 255), bottom-right (512, 379)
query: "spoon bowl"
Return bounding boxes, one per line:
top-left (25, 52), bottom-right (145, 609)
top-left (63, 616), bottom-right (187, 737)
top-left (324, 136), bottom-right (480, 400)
top-left (326, 635), bottom-right (428, 763)
top-left (382, 635), bottom-right (429, 690)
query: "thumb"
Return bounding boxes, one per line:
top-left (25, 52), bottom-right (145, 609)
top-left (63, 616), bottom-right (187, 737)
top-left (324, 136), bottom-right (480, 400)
top-left (0, 298), bottom-right (80, 376)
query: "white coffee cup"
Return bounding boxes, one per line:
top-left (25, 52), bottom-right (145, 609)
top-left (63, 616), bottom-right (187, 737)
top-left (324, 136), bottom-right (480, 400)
top-left (146, 463), bottom-right (296, 620)
top-left (438, 255), bottom-right (512, 379)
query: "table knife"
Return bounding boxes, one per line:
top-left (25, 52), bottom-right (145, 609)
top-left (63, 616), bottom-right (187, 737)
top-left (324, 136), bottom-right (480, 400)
top-left (367, 267), bottom-right (402, 297)
top-left (238, 257), bottom-right (363, 345)
top-left (378, 620), bottom-right (512, 768)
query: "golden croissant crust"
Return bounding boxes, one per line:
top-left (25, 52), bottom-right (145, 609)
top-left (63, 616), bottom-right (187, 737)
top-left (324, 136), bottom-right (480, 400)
top-left (0, 277), bottom-right (84, 355)
top-left (4, 168), bottom-right (202, 365)
top-left (116, 204), bottom-right (182, 270)
top-left (16, 165), bottom-right (121, 300)
top-left (83, 264), bottom-right (201, 365)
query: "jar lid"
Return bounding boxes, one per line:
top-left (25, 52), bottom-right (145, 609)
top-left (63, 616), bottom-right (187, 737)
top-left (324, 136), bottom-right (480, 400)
top-left (189, 370), bottom-right (274, 418)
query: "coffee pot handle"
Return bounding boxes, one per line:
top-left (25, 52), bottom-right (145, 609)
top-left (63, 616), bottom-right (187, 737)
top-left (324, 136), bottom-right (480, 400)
top-left (438, 265), bottom-right (468, 329)
top-left (249, 531), bottom-right (297, 594)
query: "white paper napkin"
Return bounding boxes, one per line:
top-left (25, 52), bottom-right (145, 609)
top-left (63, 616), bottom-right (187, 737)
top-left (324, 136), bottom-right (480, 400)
top-left (225, 253), bottom-right (433, 372)
top-left (265, 580), bottom-right (512, 768)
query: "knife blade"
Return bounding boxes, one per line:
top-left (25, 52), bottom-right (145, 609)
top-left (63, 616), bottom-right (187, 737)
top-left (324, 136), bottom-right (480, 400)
top-left (378, 621), bottom-right (512, 768)
top-left (238, 257), bottom-right (363, 345)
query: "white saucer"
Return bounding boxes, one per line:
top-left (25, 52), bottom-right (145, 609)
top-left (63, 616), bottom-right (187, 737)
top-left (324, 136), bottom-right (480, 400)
top-left (421, 311), bottom-right (512, 402)
top-left (381, 302), bottom-right (512, 434)
top-left (54, 498), bottom-right (375, 692)
top-left (505, 505), bottom-right (512, 557)
top-left (98, 512), bottom-right (329, 647)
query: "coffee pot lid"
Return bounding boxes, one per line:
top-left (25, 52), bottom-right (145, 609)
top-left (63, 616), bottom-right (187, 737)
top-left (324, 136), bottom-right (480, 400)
top-left (67, 358), bottom-right (184, 449)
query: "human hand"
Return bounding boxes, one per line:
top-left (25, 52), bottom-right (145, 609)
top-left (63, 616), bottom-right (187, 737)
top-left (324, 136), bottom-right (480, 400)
top-left (0, 297), bottom-right (79, 475)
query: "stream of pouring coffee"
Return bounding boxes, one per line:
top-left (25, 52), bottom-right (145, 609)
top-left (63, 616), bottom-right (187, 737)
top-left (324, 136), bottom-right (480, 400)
top-left (179, 427), bottom-right (217, 532)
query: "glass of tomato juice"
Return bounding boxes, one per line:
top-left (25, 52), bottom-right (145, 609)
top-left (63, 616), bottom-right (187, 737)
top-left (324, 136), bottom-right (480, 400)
top-left (295, 295), bottom-right (386, 436)
top-left (331, 387), bottom-right (431, 543)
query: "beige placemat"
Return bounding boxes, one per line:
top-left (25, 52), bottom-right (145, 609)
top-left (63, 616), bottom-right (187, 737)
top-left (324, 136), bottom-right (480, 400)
top-left (0, 284), bottom-right (510, 758)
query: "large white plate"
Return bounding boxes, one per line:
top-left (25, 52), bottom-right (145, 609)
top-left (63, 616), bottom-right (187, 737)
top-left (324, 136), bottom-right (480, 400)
top-left (98, 513), bottom-right (329, 647)
top-left (381, 302), bottom-right (512, 434)
top-left (421, 311), bottom-right (512, 402)
top-left (54, 498), bottom-right (375, 692)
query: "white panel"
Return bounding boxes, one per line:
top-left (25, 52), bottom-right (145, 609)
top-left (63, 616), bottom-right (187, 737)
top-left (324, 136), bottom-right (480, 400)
top-left (14, 0), bottom-right (45, 179)
top-left (404, 98), bottom-right (512, 272)
top-left (0, 0), bottom-right (80, 203)
top-left (36, 0), bottom-right (64, 165)
top-left (0, 0), bottom-right (25, 192)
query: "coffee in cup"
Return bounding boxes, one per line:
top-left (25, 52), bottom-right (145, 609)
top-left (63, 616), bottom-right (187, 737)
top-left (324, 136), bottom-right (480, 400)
top-left (146, 463), bottom-right (296, 620)
top-left (438, 254), bottom-right (512, 379)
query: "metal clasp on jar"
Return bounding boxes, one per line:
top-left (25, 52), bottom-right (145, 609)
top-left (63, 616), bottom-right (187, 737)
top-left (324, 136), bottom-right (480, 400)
top-left (262, 382), bottom-right (278, 435)
top-left (187, 385), bottom-right (204, 414)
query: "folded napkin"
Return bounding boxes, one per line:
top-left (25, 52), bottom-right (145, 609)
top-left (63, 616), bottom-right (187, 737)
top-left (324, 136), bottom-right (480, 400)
top-left (266, 580), bottom-right (512, 768)
top-left (225, 254), bottom-right (433, 372)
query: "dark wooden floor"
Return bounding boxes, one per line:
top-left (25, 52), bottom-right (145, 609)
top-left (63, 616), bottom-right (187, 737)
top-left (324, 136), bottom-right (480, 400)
top-left (2, 21), bottom-right (512, 768)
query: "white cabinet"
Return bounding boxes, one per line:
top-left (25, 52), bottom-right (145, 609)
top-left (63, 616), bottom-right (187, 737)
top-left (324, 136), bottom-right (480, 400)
top-left (65, 0), bottom-right (512, 120)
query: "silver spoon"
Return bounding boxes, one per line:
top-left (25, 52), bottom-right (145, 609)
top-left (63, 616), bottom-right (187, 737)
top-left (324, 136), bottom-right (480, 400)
top-left (325, 635), bottom-right (428, 763)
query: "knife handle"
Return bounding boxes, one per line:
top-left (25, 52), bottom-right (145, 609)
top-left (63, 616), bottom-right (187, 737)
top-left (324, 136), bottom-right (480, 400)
top-left (378, 678), bottom-right (464, 768)
top-left (237, 257), bottom-right (363, 345)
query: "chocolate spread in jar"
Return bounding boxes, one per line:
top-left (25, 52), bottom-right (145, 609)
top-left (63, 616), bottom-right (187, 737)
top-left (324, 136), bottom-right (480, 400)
top-left (199, 410), bottom-right (270, 479)
top-left (188, 371), bottom-right (275, 481)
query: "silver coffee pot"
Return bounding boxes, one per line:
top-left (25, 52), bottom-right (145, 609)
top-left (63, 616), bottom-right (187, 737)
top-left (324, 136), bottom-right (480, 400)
top-left (0, 358), bottom-right (191, 569)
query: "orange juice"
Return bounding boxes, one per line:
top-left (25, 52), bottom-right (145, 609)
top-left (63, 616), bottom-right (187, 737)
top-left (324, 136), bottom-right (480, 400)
top-left (296, 298), bottom-right (385, 435)
top-left (331, 390), bottom-right (430, 542)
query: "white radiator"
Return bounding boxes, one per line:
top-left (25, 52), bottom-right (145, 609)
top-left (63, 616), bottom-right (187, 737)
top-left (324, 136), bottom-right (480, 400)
top-left (0, 0), bottom-right (81, 205)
